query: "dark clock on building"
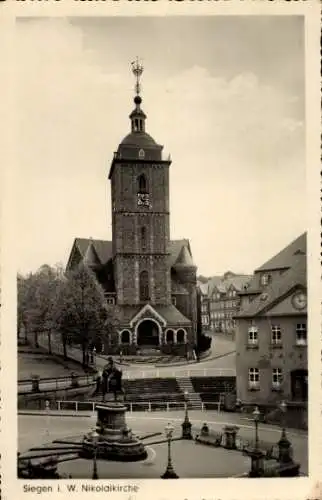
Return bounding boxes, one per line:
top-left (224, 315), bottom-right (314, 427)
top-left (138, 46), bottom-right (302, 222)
top-left (137, 193), bottom-right (150, 207)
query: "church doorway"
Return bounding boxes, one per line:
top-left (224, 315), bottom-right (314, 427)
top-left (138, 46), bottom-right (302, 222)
top-left (137, 320), bottom-right (160, 347)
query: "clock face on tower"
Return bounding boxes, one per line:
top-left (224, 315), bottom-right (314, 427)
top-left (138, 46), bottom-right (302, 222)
top-left (137, 193), bottom-right (150, 207)
top-left (292, 291), bottom-right (307, 310)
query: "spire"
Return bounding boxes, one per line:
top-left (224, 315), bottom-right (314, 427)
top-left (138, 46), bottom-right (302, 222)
top-left (129, 58), bottom-right (146, 133)
top-left (175, 245), bottom-right (196, 268)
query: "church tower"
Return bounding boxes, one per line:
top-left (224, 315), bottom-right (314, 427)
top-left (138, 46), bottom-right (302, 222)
top-left (108, 59), bottom-right (172, 308)
top-left (68, 60), bottom-right (198, 351)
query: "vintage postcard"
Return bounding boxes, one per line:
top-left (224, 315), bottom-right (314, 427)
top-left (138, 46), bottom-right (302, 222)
top-left (1, 2), bottom-right (321, 500)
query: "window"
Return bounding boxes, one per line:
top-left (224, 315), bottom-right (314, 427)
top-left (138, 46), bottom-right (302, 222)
top-left (172, 296), bottom-right (176, 306)
top-left (106, 297), bottom-right (115, 305)
top-left (138, 148), bottom-right (145, 158)
top-left (121, 330), bottom-right (130, 344)
top-left (248, 326), bottom-right (258, 345)
top-left (216, 293), bottom-right (220, 300)
top-left (296, 323), bottom-right (307, 345)
top-left (139, 270), bottom-right (150, 302)
top-left (166, 329), bottom-right (174, 343)
top-left (140, 226), bottom-right (147, 250)
top-left (232, 290), bottom-right (236, 297)
top-left (177, 329), bottom-right (185, 343)
top-left (271, 325), bottom-right (282, 345)
top-left (138, 174), bottom-right (147, 193)
top-left (261, 274), bottom-right (271, 286)
top-left (272, 368), bottom-right (283, 389)
top-left (248, 368), bottom-right (259, 388)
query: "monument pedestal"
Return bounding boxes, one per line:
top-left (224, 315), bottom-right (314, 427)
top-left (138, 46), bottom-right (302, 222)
top-left (223, 425), bottom-right (239, 450)
top-left (81, 403), bottom-right (147, 462)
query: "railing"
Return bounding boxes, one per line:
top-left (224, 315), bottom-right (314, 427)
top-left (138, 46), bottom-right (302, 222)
top-left (122, 368), bottom-right (235, 379)
top-left (19, 399), bottom-right (222, 413)
top-left (18, 374), bottom-right (96, 394)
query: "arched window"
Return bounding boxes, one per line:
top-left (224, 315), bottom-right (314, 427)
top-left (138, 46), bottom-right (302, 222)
top-left (121, 330), bottom-right (130, 344)
top-left (177, 329), bottom-right (185, 343)
top-left (166, 330), bottom-right (174, 343)
top-left (138, 174), bottom-right (147, 193)
top-left (141, 226), bottom-right (147, 250)
top-left (139, 270), bottom-right (150, 302)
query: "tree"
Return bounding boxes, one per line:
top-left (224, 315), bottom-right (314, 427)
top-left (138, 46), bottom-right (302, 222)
top-left (17, 264), bottom-right (63, 347)
top-left (53, 264), bottom-right (113, 367)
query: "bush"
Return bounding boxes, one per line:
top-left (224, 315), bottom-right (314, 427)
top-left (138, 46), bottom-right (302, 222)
top-left (160, 344), bottom-right (186, 356)
top-left (198, 335), bottom-right (212, 352)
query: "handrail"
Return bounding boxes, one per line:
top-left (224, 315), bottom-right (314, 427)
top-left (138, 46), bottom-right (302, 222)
top-left (22, 399), bottom-right (222, 413)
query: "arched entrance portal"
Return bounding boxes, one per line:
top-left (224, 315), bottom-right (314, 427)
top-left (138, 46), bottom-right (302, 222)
top-left (137, 320), bottom-right (160, 347)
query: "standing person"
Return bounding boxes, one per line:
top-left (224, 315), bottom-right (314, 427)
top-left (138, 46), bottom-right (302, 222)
top-left (119, 349), bottom-right (123, 365)
top-left (95, 368), bottom-right (102, 395)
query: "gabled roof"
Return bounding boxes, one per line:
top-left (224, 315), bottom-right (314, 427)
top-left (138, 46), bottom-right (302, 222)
top-left (208, 274), bottom-right (252, 297)
top-left (208, 276), bottom-right (223, 296)
top-left (83, 241), bottom-right (101, 267)
top-left (68, 238), bottom-right (192, 271)
top-left (72, 238), bottom-right (113, 266)
top-left (224, 275), bottom-right (252, 292)
top-left (255, 232), bottom-right (306, 272)
top-left (236, 255), bottom-right (306, 318)
top-left (197, 282), bottom-right (209, 295)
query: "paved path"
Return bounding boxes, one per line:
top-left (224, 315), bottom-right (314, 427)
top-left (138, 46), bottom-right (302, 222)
top-left (18, 410), bottom-right (307, 477)
top-left (52, 335), bottom-right (236, 375)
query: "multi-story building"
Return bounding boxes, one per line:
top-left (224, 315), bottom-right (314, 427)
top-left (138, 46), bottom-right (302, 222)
top-left (235, 232), bottom-right (307, 405)
top-left (208, 273), bottom-right (252, 334)
top-left (197, 282), bottom-right (210, 330)
top-left (66, 63), bottom-right (198, 353)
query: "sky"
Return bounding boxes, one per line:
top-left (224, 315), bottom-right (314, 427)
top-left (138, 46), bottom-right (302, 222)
top-left (15, 16), bottom-right (306, 276)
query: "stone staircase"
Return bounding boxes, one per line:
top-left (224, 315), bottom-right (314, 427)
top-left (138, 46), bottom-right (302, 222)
top-left (176, 376), bottom-right (202, 409)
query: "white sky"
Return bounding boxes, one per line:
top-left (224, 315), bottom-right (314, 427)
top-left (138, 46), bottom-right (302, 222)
top-left (15, 16), bottom-right (306, 276)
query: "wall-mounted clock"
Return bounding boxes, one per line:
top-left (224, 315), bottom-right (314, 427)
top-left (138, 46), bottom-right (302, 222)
top-left (137, 193), bottom-right (150, 207)
top-left (292, 291), bottom-right (307, 310)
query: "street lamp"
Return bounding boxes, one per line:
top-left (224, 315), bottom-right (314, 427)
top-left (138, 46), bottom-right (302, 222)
top-left (280, 400), bottom-right (287, 437)
top-left (181, 391), bottom-right (192, 439)
top-left (91, 429), bottom-right (99, 480)
top-left (253, 406), bottom-right (260, 451)
top-left (278, 400), bottom-right (293, 464)
top-left (247, 406), bottom-right (264, 478)
top-left (161, 423), bottom-right (179, 479)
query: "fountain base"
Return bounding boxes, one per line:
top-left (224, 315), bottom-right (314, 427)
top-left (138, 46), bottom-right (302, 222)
top-left (81, 403), bottom-right (147, 462)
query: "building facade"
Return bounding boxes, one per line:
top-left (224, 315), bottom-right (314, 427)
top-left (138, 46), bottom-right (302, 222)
top-left (197, 282), bottom-right (210, 330)
top-left (235, 233), bottom-right (307, 404)
top-left (67, 63), bottom-right (198, 353)
top-left (208, 273), bottom-right (252, 334)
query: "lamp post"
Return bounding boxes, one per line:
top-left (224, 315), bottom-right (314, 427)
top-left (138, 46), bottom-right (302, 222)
top-left (253, 406), bottom-right (260, 451)
top-left (280, 400), bottom-right (287, 437)
top-left (181, 390), bottom-right (192, 439)
top-left (278, 400), bottom-right (293, 464)
top-left (161, 423), bottom-right (179, 479)
top-left (91, 429), bottom-right (99, 480)
top-left (45, 400), bottom-right (50, 439)
top-left (247, 406), bottom-right (264, 477)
